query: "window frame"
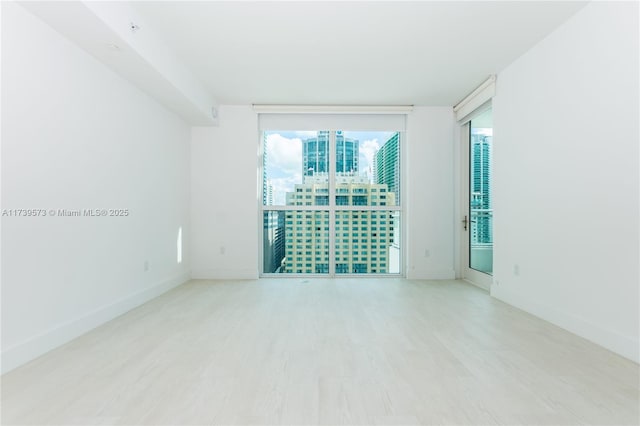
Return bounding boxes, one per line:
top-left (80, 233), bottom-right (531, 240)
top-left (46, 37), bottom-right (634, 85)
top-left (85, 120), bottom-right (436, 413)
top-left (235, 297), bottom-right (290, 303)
top-left (260, 129), bottom-right (404, 277)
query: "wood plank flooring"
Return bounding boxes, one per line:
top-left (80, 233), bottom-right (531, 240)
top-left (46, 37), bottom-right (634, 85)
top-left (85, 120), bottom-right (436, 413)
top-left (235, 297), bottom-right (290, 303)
top-left (1, 279), bottom-right (638, 425)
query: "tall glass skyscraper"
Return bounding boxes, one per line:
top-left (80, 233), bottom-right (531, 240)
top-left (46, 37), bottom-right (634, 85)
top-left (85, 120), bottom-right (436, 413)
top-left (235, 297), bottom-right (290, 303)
top-left (303, 131), bottom-right (359, 176)
top-left (263, 211), bottom-right (286, 273)
top-left (471, 132), bottom-right (492, 244)
top-left (262, 133), bottom-right (268, 205)
top-left (374, 133), bottom-right (400, 204)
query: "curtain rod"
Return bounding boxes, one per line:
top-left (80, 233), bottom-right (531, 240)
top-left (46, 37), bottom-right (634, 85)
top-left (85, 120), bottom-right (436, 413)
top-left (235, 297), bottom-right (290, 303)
top-left (453, 75), bottom-right (496, 113)
top-left (252, 105), bottom-right (414, 114)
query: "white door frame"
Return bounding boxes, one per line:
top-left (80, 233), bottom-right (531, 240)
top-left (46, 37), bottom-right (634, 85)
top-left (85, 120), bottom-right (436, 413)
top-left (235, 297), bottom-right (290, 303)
top-left (459, 110), bottom-right (493, 291)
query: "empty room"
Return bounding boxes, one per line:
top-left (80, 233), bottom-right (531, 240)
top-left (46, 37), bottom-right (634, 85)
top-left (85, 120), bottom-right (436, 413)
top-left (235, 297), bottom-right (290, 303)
top-left (1, 1), bottom-right (638, 425)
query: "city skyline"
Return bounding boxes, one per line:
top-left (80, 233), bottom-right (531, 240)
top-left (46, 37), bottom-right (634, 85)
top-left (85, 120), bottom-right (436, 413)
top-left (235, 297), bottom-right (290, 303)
top-left (263, 130), bottom-right (401, 274)
top-left (264, 130), bottom-right (396, 205)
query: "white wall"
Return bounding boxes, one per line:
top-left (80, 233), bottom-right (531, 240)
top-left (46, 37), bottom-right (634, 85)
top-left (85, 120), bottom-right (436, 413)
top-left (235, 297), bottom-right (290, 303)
top-left (1, 3), bottom-right (191, 373)
top-left (492, 1), bottom-right (639, 362)
top-left (190, 106), bottom-right (455, 280)
top-left (406, 107), bottom-right (456, 279)
top-left (191, 106), bottom-right (259, 279)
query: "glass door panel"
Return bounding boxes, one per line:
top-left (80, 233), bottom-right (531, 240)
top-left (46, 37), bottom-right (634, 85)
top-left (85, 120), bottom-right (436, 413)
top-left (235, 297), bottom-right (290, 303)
top-left (334, 131), bottom-right (401, 275)
top-left (263, 130), bottom-right (330, 274)
top-left (334, 210), bottom-right (400, 274)
top-left (469, 109), bottom-right (493, 275)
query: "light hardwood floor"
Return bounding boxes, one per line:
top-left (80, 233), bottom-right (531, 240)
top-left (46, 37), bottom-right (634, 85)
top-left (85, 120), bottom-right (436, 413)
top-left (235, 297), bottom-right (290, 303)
top-left (1, 279), bottom-right (638, 425)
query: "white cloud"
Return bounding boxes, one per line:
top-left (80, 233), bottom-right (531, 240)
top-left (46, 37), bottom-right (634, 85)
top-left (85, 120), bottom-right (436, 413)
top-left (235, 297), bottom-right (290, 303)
top-left (359, 139), bottom-right (380, 178)
top-left (270, 174), bottom-right (302, 205)
top-left (266, 133), bottom-right (302, 176)
top-left (265, 133), bottom-right (305, 203)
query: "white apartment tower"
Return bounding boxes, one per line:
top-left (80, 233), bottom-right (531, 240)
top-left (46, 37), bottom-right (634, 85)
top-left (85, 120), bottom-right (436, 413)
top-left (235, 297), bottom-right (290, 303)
top-left (284, 173), bottom-right (395, 274)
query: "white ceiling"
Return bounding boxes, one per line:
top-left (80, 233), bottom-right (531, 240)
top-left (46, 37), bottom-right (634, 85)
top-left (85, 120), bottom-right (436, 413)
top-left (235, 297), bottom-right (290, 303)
top-left (131, 1), bottom-right (588, 106)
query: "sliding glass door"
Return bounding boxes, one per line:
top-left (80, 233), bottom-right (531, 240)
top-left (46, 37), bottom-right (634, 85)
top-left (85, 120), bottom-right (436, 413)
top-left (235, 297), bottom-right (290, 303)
top-left (469, 110), bottom-right (493, 274)
top-left (262, 130), bottom-right (401, 276)
top-left (461, 107), bottom-right (493, 287)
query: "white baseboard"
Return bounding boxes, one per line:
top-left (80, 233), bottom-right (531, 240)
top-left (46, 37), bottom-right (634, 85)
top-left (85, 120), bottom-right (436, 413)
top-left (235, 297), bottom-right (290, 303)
top-left (463, 278), bottom-right (491, 292)
top-left (406, 268), bottom-right (456, 280)
top-left (1, 271), bottom-right (190, 374)
top-left (491, 285), bottom-right (639, 363)
top-left (191, 268), bottom-right (259, 280)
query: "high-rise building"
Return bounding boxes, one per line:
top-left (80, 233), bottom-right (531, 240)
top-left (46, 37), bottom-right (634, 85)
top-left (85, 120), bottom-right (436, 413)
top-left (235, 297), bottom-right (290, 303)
top-left (265, 179), bottom-right (274, 206)
top-left (471, 132), bottom-right (492, 244)
top-left (374, 133), bottom-right (400, 204)
top-left (263, 211), bottom-right (285, 273)
top-left (283, 173), bottom-right (395, 274)
top-left (262, 133), bottom-right (268, 205)
top-left (303, 131), bottom-right (359, 176)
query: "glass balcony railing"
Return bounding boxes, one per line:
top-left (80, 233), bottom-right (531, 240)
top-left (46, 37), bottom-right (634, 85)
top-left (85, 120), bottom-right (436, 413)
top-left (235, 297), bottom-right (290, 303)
top-left (470, 209), bottom-right (493, 274)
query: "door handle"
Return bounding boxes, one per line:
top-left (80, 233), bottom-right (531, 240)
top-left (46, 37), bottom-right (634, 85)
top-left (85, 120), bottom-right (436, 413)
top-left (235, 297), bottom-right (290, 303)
top-left (462, 215), bottom-right (468, 231)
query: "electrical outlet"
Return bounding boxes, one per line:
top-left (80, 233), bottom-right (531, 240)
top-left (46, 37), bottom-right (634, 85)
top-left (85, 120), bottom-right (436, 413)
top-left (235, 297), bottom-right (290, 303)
top-left (144, 260), bottom-right (149, 272)
top-left (513, 264), bottom-right (520, 276)
top-left (220, 246), bottom-right (226, 255)
top-left (424, 249), bottom-right (430, 257)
